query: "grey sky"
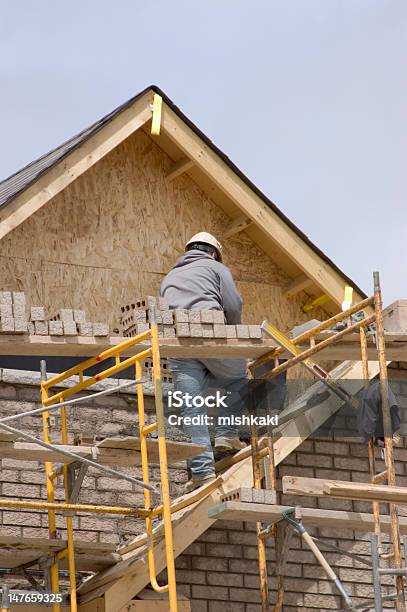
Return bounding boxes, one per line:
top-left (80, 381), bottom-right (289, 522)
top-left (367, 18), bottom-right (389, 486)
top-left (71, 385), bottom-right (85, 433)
top-left (1, 1), bottom-right (405, 303)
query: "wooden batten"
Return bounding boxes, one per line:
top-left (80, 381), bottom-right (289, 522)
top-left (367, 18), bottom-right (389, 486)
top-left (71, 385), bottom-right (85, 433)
top-left (283, 273), bottom-right (313, 298)
top-left (207, 501), bottom-right (407, 534)
top-left (283, 476), bottom-right (407, 505)
top-left (165, 157), bottom-right (194, 181)
top-left (223, 215), bottom-right (253, 239)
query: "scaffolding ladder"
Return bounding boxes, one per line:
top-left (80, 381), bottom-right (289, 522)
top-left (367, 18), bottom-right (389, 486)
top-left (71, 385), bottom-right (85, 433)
top-left (0, 306), bottom-right (178, 612)
top-left (247, 271), bottom-right (406, 612)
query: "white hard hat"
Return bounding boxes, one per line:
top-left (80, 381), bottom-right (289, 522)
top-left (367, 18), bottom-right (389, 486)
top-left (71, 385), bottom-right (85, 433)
top-left (185, 232), bottom-right (223, 261)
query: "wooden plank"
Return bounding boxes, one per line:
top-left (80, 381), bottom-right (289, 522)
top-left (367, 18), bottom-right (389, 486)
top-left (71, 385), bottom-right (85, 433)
top-left (95, 437), bottom-right (207, 464)
top-left (0, 441), bottom-right (94, 464)
top-left (283, 476), bottom-right (407, 505)
top-left (0, 535), bottom-right (116, 553)
top-left (0, 438), bottom-right (206, 466)
top-left (2, 334), bottom-right (407, 360)
top-left (0, 335), bottom-right (276, 359)
top-left (223, 215), bottom-right (253, 239)
top-left (207, 501), bottom-right (407, 534)
top-left (0, 92), bottom-right (154, 241)
top-left (0, 550), bottom-right (120, 572)
top-left (160, 101), bottom-right (366, 307)
top-left (0, 536), bottom-right (119, 572)
top-left (283, 274), bottom-right (313, 298)
top-left (165, 158), bottom-right (194, 181)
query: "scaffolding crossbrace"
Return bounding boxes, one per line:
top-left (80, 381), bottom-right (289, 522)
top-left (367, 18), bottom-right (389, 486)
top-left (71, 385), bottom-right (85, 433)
top-left (0, 306), bottom-right (179, 612)
top-left (247, 272), bottom-right (406, 612)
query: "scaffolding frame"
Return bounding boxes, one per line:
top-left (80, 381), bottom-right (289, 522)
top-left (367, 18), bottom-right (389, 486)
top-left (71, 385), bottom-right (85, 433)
top-left (248, 272), bottom-right (406, 612)
top-left (0, 307), bottom-right (178, 612)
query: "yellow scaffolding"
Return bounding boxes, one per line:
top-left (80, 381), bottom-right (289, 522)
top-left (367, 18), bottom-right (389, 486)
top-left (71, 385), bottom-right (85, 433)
top-left (0, 309), bottom-right (178, 612)
top-left (247, 272), bottom-right (405, 611)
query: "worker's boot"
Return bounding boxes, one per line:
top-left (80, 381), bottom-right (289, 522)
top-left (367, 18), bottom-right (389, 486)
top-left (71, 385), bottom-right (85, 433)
top-left (214, 437), bottom-right (247, 454)
top-left (184, 473), bottom-right (216, 494)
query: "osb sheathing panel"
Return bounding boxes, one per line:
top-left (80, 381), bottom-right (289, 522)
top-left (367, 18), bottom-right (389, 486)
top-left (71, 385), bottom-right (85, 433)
top-left (0, 129), bottom-right (326, 346)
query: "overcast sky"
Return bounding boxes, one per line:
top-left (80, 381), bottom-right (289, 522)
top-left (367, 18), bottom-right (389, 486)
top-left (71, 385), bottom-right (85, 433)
top-left (0, 1), bottom-right (405, 303)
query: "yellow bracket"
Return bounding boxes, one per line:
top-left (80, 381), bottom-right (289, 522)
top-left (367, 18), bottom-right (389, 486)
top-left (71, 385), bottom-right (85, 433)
top-left (342, 285), bottom-right (353, 312)
top-left (261, 320), bottom-right (302, 358)
top-left (302, 294), bottom-right (330, 313)
top-left (151, 93), bottom-right (163, 136)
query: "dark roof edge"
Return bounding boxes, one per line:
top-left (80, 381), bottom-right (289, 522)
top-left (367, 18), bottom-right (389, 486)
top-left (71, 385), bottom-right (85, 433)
top-left (0, 87), bottom-right (152, 209)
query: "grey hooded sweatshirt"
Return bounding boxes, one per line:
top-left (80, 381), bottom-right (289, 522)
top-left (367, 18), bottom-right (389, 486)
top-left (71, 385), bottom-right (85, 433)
top-left (160, 250), bottom-right (242, 324)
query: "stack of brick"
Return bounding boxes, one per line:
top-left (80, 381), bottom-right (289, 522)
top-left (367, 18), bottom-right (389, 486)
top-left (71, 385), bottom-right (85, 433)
top-left (172, 309), bottom-right (262, 339)
top-left (120, 296), bottom-right (175, 339)
top-left (0, 291), bottom-right (28, 333)
top-left (0, 290), bottom-right (109, 337)
top-left (120, 295), bottom-right (262, 340)
top-left (48, 309), bottom-right (109, 337)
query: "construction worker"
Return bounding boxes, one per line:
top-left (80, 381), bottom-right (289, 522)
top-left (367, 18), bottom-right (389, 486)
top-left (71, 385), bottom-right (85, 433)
top-left (160, 232), bottom-right (248, 492)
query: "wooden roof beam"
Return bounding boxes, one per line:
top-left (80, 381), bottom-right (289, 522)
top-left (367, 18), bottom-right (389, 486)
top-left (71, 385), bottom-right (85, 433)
top-left (283, 274), bottom-right (313, 298)
top-left (223, 215), bottom-right (253, 239)
top-left (207, 501), bottom-right (407, 535)
top-left (165, 158), bottom-right (194, 182)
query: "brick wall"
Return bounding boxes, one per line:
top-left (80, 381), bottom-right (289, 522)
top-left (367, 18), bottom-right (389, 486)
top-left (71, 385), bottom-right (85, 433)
top-left (1, 367), bottom-right (407, 610)
top-left (173, 368), bottom-right (407, 611)
top-left (0, 370), bottom-right (187, 549)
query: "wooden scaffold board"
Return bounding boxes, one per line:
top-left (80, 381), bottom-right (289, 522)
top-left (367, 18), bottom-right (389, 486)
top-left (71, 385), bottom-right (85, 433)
top-left (0, 437), bottom-right (206, 466)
